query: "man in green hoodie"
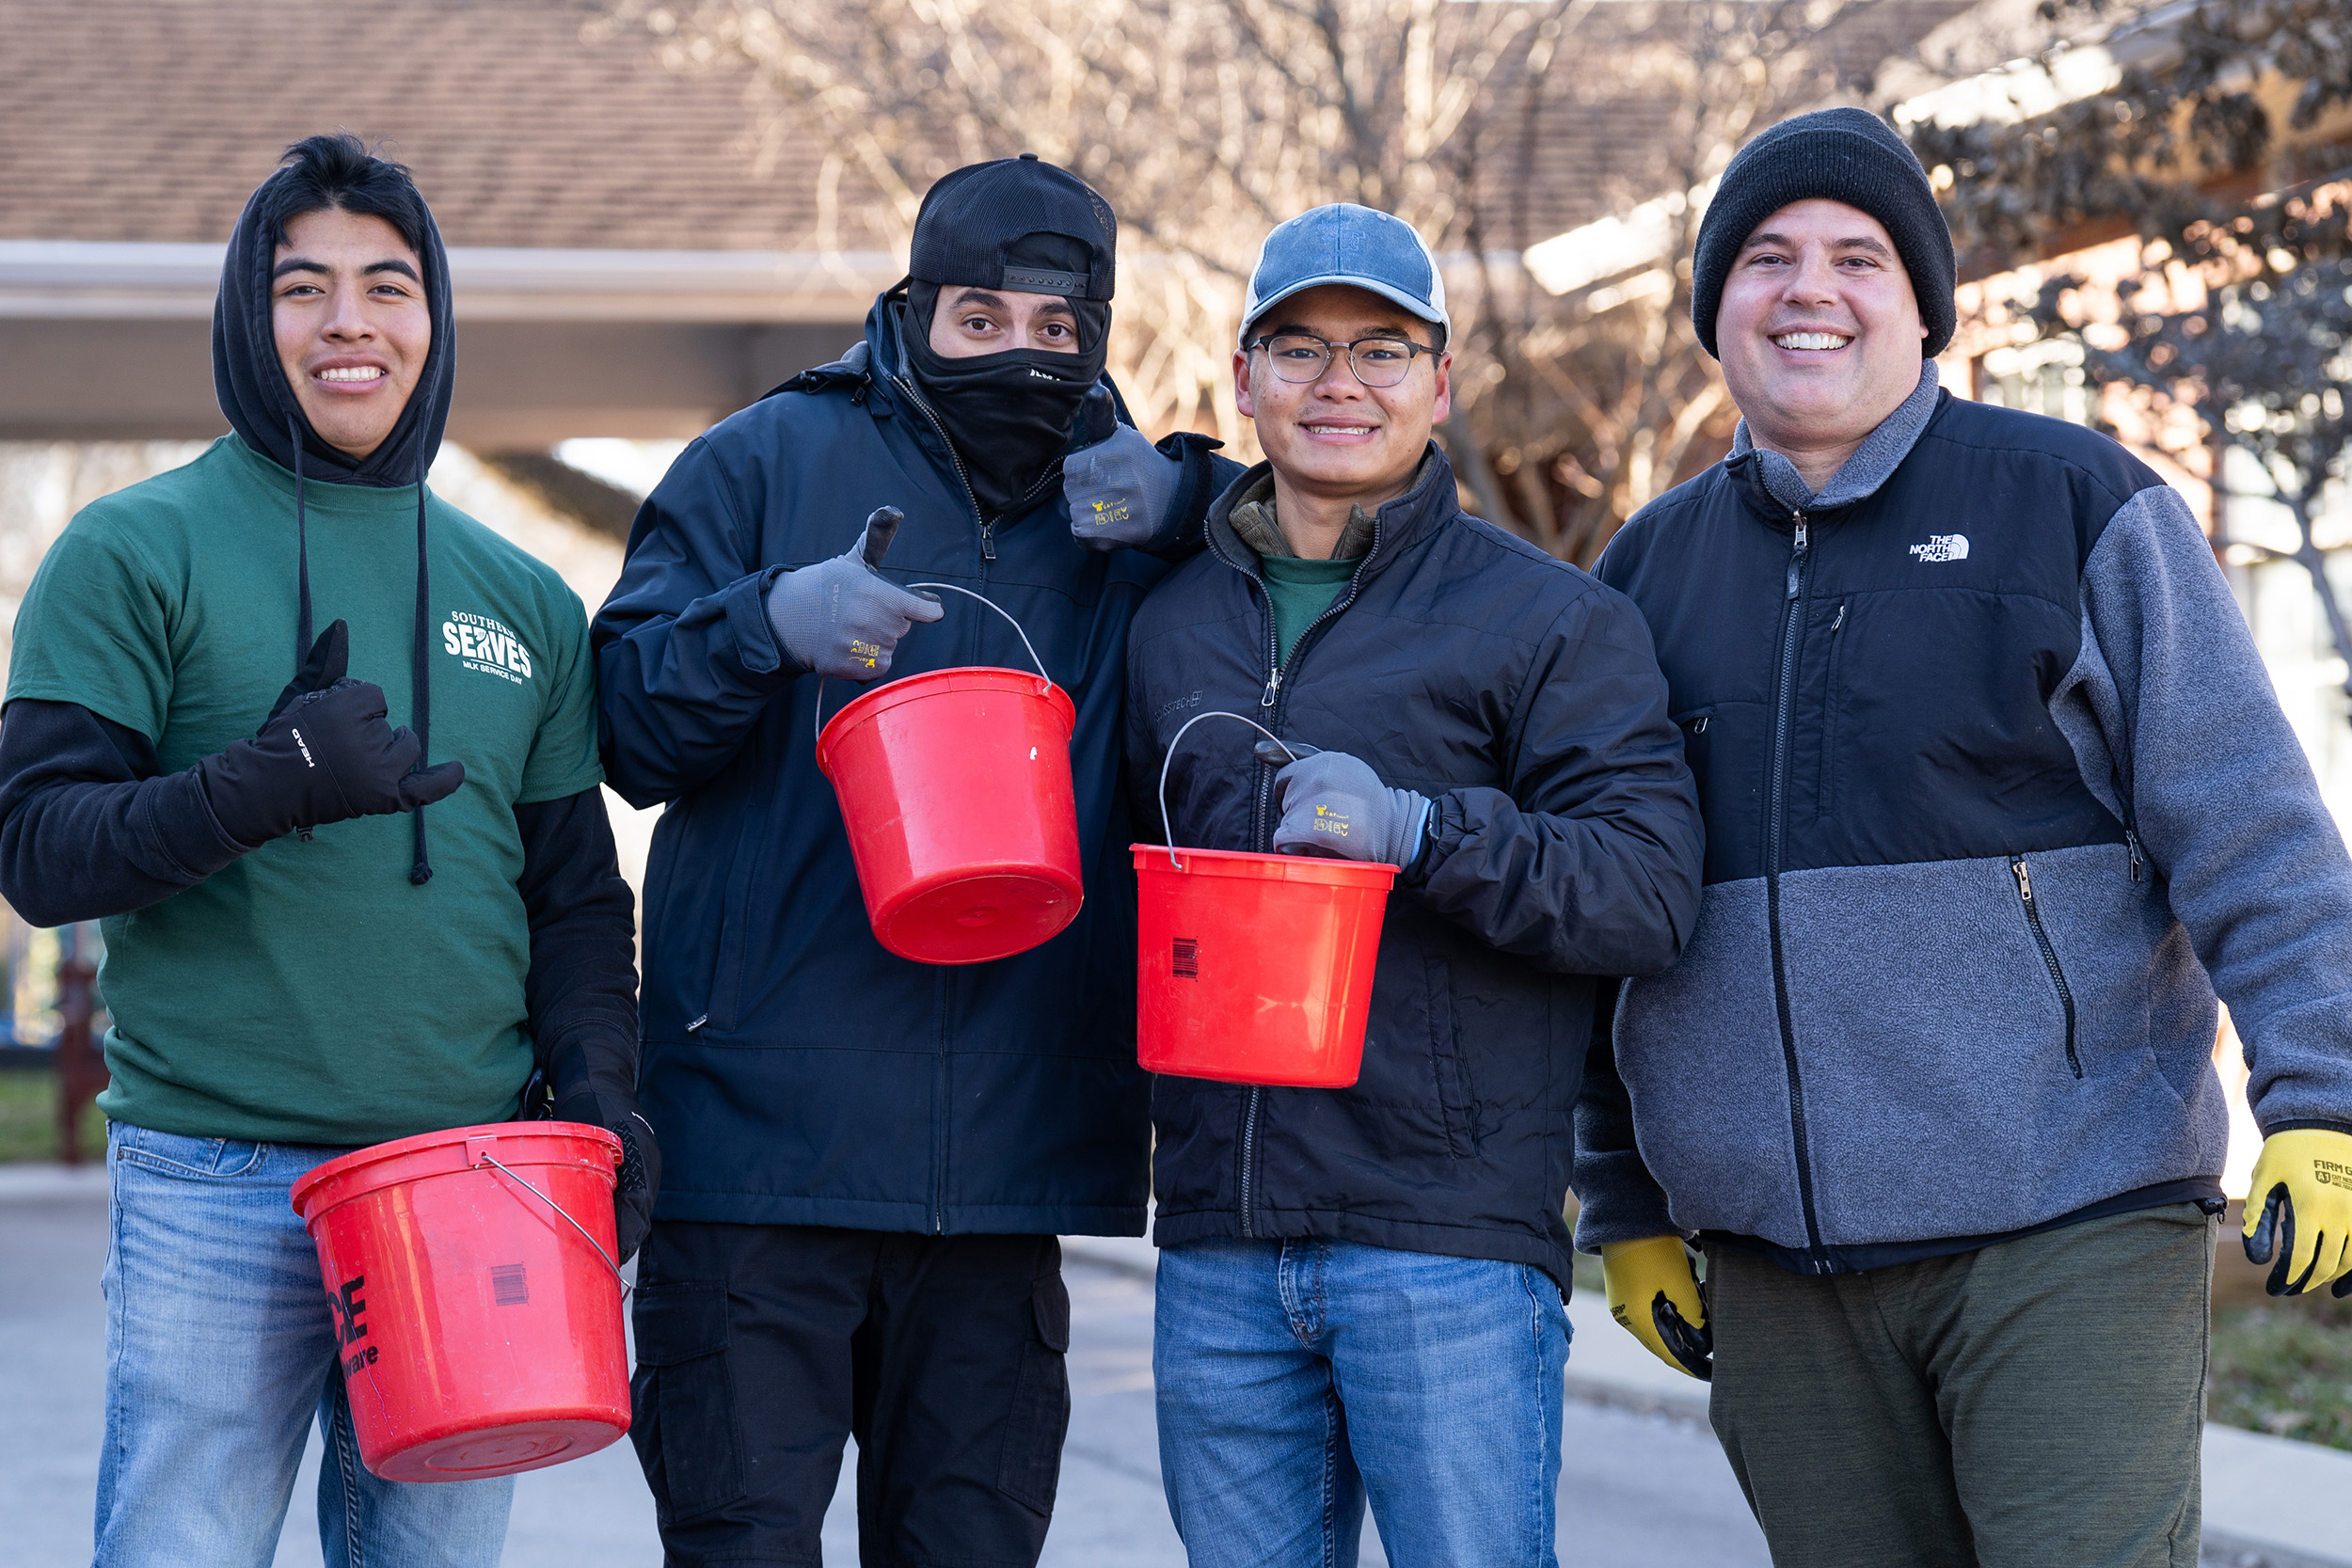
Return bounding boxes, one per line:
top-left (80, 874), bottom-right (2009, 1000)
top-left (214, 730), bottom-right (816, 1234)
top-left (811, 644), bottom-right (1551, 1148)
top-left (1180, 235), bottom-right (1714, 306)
top-left (0, 134), bottom-right (652, 1568)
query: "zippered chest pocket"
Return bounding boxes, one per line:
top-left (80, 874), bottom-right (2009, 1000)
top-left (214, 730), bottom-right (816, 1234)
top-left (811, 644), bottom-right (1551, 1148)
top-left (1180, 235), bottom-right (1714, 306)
top-left (2009, 853), bottom-right (2082, 1079)
top-left (1671, 706), bottom-right (1715, 794)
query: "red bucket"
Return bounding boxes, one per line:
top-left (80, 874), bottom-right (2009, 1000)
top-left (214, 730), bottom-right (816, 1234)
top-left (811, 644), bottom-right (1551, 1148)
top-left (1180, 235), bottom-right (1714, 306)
top-left (817, 638), bottom-right (1084, 965)
top-left (1131, 846), bottom-right (1396, 1087)
top-left (289, 1122), bottom-right (630, 1482)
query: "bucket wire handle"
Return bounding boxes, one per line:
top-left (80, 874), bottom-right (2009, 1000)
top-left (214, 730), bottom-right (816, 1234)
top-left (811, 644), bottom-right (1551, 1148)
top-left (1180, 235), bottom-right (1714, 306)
top-left (1156, 710), bottom-right (1301, 871)
top-left (475, 1151), bottom-right (632, 1300)
top-left (812, 582), bottom-right (1055, 748)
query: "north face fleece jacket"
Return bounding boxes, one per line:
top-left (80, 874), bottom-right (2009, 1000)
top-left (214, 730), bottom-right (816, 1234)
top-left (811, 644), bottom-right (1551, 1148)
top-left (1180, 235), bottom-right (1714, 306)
top-left (1574, 364), bottom-right (2352, 1274)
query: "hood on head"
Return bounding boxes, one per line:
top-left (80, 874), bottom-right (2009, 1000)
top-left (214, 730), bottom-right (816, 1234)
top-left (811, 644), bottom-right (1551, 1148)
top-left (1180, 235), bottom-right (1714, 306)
top-left (211, 166), bottom-right (457, 487)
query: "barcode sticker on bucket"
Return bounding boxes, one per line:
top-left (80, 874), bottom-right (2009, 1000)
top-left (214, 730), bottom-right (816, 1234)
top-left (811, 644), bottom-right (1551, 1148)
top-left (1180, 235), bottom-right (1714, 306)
top-left (491, 1263), bottom-right (529, 1306)
top-left (1173, 937), bottom-right (1200, 980)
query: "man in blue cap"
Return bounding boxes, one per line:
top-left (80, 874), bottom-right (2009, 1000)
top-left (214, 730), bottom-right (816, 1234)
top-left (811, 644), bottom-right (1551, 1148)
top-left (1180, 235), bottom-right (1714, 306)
top-left (1126, 203), bottom-right (1703, 1567)
top-left (594, 154), bottom-right (1237, 1565)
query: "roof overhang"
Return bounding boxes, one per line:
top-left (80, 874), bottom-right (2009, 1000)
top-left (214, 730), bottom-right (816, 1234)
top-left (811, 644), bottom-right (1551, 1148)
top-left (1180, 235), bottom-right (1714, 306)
top-left (0, 241), bottom-right (899, 323)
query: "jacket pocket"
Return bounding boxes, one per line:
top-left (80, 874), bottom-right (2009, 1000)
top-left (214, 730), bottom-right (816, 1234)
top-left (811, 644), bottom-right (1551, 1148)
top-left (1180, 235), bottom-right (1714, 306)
top-left (1426, 957), bottom-right (1473, 1159)
top-left (630, 1282), bottom-right (744, 1525)
top-left (1671, 706), bottom-right (1715, 800)
top-left (995, 1273), bottom-right (1072, 1515)
top-left (700, 800), bottom-right (769, 1036)
top-left (1817, 603), bottom-right (1848, 822)
top-left (2009, 854), bottom-right (2082, 1079)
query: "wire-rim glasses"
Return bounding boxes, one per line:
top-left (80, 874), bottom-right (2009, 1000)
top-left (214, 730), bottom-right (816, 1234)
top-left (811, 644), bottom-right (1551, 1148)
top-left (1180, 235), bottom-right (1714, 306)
top-left (1246, 333), bottom-right (1438, 388)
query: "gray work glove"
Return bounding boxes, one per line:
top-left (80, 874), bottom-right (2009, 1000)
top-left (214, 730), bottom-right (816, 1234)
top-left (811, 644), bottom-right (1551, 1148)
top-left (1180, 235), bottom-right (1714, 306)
top-left (1064, 388), bottom-right (1218, 554)
top-left (765, 506), bottom-right (943, 680)
top-left (1253, 739), bottom-right (1432, 869)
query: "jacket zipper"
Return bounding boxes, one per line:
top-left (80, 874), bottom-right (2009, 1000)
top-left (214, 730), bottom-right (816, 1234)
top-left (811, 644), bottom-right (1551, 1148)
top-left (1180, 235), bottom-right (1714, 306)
top-left (1205, 513), bottom-right (1384, 1238)
top-left (2009, 854), bottom-right (2083, 1079)
top-left (1764, 512), bottom-right (1830, 1271)
top-left (895, 370), bottom-right (991, 1233)
top-left (893, 374), bottom-right (995, 559)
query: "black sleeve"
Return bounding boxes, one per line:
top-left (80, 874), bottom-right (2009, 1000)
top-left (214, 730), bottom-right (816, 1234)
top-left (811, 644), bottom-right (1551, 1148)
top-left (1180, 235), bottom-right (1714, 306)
top-left (1410, 585), bottom-right (1705, 977)
top-left (1142, 437), bottom-right (1246, 566)
top-left (512, 787), bottom-right (641, 1100)
top-left (0, 698), bottom-right (252, 927)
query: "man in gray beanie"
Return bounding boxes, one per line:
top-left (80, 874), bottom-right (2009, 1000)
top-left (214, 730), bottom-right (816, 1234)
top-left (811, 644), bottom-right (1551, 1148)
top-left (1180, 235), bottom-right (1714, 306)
top-left (1574, 106), bottom-right (2352, 1565)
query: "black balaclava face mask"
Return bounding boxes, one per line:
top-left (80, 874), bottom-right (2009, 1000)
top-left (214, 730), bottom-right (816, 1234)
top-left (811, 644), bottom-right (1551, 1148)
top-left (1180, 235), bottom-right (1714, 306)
top-left (212, 173), bottom-right (458, 885)
top-left (900, 231), bottom-right (1111, 520)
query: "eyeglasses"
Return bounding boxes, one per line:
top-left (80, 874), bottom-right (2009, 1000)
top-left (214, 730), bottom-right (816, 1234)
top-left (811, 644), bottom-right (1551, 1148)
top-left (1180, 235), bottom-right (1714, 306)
top-left (1245, 333), bottom-right (1438, 388)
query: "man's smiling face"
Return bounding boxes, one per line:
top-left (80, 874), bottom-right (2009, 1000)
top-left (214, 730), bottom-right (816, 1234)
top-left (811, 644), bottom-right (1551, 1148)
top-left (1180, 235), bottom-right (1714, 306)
top-left (1232, 283), bottom-right (1450, 513)
top-left (1716, 198), bottom-right (1927, 459)
top-left (271, 206), bottom-right (431, 463)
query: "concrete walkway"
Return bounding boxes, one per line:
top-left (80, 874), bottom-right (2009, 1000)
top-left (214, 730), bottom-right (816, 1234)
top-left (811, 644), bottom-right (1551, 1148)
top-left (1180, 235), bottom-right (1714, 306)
top-left (5, 1165), bottom-right (2345, 1566)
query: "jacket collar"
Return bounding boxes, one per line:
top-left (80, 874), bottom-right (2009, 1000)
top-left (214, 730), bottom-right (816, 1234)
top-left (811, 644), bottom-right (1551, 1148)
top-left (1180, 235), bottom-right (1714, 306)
top-left (1725, 360), bottom-right (1944, 521)
top-left (1207, 442), bottom-right (1459, 579)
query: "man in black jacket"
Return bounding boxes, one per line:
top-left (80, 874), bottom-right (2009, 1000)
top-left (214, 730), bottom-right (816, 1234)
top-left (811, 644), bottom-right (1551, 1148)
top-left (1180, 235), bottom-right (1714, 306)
top-left (0, 135), bottom-right (650, 1567)
top-left (592, 155), bottom-right (1235, 1566)
top-left (1125, 203), bottom-right (1703, 1568)
top-left (1576, 108), bottom-right (2352, 1566)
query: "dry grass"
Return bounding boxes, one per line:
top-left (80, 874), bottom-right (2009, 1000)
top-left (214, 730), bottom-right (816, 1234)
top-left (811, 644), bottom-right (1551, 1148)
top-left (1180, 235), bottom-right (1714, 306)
top-left (0, 1067), bottom-right (103, 1164)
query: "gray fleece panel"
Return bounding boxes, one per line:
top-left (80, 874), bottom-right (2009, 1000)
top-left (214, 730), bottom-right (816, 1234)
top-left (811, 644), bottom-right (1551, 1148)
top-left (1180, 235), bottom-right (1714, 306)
top-left (1612, 845), bottom-right (2231, 1250)
top-left (1731, 361), bottom-right (1941, 514)
top-left (2055, 483), bottom-right (2352, 1132)
top-left (1609, 876), bottom-right (1811, 1244)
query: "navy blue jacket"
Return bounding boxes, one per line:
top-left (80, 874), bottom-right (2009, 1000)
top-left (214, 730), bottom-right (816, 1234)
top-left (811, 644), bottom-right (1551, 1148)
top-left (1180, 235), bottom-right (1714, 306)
top-left (1125, 450), bottom-right (1703, 1287)
top-left (592, 294), bottom-right (1238, 1235)
top-left (1576, 381), bottom-right (2352, 1273)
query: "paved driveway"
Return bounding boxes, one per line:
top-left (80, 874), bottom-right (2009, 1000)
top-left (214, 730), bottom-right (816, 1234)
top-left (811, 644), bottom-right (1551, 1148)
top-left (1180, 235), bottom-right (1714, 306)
top-left (1, 1178), bottom-right (1769, 1566)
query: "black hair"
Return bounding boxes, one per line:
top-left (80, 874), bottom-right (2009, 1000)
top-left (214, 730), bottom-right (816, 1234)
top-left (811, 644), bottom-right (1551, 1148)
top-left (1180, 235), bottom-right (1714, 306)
top-left (251, 132), bottom-right (433, 257)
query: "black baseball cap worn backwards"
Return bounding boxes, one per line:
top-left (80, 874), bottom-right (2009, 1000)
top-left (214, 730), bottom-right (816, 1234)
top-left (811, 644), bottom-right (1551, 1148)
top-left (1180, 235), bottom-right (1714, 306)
top-left (909, 152), bottom-right (1117, 301)
top-left (1691, 106), bottom-right (1957, 360)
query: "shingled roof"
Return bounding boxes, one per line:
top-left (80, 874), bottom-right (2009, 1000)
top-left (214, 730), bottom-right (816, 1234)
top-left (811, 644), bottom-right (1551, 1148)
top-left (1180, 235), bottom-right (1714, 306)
top-left (2, 0), bottom-right (1976, 256)
top-left (0, 0), bottom-right (873, 250)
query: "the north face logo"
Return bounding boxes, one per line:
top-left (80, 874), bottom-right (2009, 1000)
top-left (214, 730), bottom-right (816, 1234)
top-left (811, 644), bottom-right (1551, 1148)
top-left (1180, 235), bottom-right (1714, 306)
top-left (1909, 534), bottom-right (1970, 562)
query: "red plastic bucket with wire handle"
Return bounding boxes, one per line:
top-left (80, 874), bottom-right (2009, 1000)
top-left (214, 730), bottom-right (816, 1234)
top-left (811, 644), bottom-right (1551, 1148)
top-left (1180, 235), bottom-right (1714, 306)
top-left (1130, 710), bottom-right (1398, 1087)
top-left (816, 585), bottom-right (1084, 965)
top-left (1133, 846), bottom-right (1396, 1086)
top-left (289, 1122), bottom-right (630, 1482)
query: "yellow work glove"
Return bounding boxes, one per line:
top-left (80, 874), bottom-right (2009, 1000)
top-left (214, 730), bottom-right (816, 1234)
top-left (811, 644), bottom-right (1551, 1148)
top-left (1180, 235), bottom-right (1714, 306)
top-left (2242, 1129), bottom-right (2352, 1298)
top-left (1601, 1235), bottom-right (1712, 1380)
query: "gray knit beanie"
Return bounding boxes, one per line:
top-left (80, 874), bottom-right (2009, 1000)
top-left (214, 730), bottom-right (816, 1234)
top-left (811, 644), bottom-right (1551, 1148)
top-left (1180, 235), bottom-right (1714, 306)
top-left (1691, 107), bottom-right (1956, 360)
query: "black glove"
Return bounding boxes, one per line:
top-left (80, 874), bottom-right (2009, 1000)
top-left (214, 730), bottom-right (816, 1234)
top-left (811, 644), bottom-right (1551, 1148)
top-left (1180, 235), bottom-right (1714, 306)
top-left (197, 620), bottom-right (465, 846)
top-left (548, 1059), bottom-right (660, 1266)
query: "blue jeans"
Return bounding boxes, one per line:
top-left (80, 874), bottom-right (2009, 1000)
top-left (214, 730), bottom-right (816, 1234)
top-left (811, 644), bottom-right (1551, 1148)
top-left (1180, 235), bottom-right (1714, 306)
top-left (94, 1123), bottom-right (513, 1568)
top-left (1153, 1238), bottom-right (1571, 1568)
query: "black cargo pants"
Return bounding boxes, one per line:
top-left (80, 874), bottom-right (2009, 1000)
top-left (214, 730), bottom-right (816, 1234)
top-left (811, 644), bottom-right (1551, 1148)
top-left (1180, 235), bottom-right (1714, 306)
top-left (629, 1223), bottom-right (1071, 1568)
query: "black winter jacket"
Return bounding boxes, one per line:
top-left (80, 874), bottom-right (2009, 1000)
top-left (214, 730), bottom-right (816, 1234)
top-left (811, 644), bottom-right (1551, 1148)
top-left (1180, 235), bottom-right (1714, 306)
top-left (1125, 448), bottom-right (1703, 1286)
top-left (592, 293), bottom-right (1239, 1235)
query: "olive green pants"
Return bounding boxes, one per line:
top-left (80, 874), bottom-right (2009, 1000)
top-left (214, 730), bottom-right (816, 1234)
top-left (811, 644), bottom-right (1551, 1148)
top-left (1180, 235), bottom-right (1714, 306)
top-left (1708, 1203), bottom-right (2215, 1568)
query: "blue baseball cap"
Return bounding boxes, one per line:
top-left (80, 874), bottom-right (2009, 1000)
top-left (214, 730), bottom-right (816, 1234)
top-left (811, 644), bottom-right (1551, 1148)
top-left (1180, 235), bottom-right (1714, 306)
top-left (1239, 203), bottom-right (1449, 347)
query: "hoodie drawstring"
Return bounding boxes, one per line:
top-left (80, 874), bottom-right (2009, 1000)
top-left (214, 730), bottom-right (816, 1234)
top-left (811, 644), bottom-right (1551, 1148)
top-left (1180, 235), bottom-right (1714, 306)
top-left (409, 466), bottom-right (434, 886)
top-left (290, 416), bottom-right (312, 660)
top-left (285, 411), bottom-right (438, 887)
